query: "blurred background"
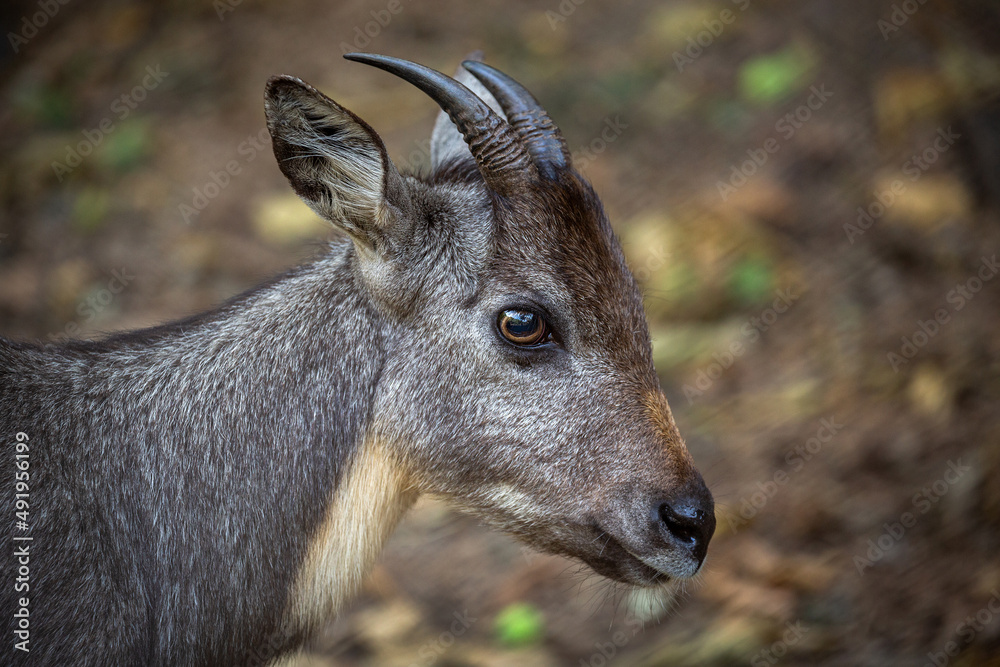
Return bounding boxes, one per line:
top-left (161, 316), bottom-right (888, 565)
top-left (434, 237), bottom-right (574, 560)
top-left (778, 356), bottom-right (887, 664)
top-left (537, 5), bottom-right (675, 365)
top-left (2, 0), bottom-right (999, 664)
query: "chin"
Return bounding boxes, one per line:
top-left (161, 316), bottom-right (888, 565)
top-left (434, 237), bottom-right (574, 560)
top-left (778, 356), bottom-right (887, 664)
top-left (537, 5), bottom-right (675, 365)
top-left (578, 534), bottom-right (673, 587)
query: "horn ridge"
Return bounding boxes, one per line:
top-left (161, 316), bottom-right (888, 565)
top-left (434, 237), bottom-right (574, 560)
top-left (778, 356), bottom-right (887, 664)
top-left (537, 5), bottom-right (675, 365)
top-left (461, 60), bottom-right (570, 177)
top-left (343, 52), bottom-right (533, 194)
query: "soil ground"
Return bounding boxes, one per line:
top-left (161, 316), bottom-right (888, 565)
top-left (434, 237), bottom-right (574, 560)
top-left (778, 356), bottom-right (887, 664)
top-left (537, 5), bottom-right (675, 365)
top-left (2, 1), bottom-right (1000, 665)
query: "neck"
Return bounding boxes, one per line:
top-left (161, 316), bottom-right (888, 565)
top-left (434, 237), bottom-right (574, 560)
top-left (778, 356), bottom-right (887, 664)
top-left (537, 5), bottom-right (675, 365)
top-left (284, 435), bottom-right (417, 633)
top-left (4, 242), bottom-right (418, 665)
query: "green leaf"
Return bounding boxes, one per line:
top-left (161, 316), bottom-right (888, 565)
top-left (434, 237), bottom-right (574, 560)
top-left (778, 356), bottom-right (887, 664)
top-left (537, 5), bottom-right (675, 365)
top-left (738, 46), bottom-right (815, 105)
top-left (494, 602), bottom-right (545, 646)
top-left (13, 83), bottom-right (74, 128)
top-left (97, 118), bottom-right (151, 173)
top-left (728, 257), bottom-right (774, 305)
top-left (73, 187), bottom-right (111, 233)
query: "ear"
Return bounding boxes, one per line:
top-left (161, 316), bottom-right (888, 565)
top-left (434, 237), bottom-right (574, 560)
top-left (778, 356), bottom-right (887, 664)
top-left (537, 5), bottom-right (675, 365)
top-left (264, 75), bottom-right (410, 253)
top-left (429, 52), bottom-right (508, 171)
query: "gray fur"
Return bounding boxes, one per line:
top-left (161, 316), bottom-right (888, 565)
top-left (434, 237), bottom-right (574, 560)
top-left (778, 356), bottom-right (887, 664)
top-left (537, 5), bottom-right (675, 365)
top-left (0, 56), bottom-right (713, 666)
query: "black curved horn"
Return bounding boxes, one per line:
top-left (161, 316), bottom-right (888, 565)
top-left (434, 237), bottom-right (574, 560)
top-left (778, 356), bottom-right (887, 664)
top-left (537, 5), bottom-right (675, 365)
top-left (343, 53), bottom-right (533, 194)
top-left (461, 60), bottom-right (570, 177)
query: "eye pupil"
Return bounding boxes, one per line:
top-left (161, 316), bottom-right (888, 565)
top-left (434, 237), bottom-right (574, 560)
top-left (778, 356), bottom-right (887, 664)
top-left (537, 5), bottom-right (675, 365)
top-left (504, 311), bottom-right (536, 336)
top-left (498, 309), bottom-right (550, 346)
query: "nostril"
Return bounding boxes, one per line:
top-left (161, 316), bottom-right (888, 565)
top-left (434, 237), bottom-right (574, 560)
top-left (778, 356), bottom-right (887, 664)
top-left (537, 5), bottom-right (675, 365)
top-left (657, 502), bottom-right (706, 545)
top-left (653, 498), bottom-right (715, 565)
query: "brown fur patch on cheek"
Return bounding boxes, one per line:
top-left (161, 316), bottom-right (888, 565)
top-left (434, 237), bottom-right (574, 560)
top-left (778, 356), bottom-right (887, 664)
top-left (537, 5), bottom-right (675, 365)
top-left (283, 437), bottom-right (417, 635)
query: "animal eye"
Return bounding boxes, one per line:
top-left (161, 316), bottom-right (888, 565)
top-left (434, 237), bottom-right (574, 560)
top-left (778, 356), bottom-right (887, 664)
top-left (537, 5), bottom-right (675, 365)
top-left (497, 309), bottom-right (551, 347)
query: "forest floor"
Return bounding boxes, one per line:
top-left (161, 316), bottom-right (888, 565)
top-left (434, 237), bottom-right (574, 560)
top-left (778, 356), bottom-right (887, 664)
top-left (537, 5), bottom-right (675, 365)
top-left (1, 0), bottom-right (999, 665)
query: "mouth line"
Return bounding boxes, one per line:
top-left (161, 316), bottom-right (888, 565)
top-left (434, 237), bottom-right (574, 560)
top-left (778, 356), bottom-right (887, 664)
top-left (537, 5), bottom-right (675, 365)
top-left (595, 528), bottom-right (671, 585)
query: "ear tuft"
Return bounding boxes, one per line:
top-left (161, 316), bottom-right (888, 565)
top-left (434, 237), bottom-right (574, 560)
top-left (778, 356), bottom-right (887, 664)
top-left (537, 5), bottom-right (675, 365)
top-left (264, 75), bottom-right (405, 250)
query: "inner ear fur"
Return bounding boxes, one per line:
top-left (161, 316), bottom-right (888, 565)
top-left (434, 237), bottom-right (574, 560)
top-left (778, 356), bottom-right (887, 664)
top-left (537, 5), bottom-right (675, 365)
top-left (264, 75), bottom-right (410, 253)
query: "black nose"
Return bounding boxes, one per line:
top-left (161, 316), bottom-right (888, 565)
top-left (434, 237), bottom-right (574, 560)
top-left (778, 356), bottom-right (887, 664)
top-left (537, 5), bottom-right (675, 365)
top-left (654, 494), bottom-right (716, 566)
